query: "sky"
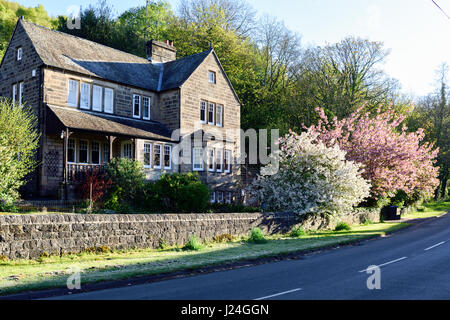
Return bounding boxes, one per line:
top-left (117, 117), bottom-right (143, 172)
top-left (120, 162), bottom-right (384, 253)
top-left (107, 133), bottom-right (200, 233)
top-left (16, 0), bottom-right (450, 98)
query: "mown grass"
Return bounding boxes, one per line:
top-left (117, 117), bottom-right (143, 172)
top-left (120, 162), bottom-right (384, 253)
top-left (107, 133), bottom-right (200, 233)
top-left (404, 198), bottom-right (450, 219)
top-left (0, 221), bottom-right (407, 296)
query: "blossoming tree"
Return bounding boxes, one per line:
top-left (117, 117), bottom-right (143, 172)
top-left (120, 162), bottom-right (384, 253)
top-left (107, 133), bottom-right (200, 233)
top-left (308, 106), bottom-right (440, 199)
top-left (253, 130), bottom-right (371, 215)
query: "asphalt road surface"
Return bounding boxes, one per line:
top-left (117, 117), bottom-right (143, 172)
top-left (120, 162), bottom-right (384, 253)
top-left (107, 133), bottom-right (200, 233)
top-left (48, 213), bottom-right (450, 300)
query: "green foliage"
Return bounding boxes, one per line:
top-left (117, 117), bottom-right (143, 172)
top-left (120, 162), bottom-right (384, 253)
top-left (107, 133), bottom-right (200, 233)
top-left (208, 203), bottom-right (260, 213)
top-left (213, 233), bottom-right (234, 243)
top-left (0, 0), bottom-right (57, 61)
top-left (104, 158), bottom-right (145, 206)
top-left (0, 98), bottom-right (39, 203)
top-left (143, 173), bottom-right (210, 213)
top-left (183, 236), bottom-right (204, 251)
top-left (248, 227), bottom-right (267, 244)
top-left (335, 222), bottom-right (352, 231)
top-left (289, 227), bottom-right (306, 238)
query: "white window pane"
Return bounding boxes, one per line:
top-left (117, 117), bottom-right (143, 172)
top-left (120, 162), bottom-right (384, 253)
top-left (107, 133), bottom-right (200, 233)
top-left (193, 148), bottom-right (203, 171)
top-left (133, 95), bottom-right (141, 118)
top-left (68, 80), bottom-right (78, 107)
top-left (143, 97), bottom-right (151, 120)
top-left (154, 144), bottom-right (162, 168)
top-left (200, 101), bottom-right (206, 123)
top-left (216, 105), bottom-right (223, 127)
top-left (19, 82), bottom-right (23, 105)
top-left (164, 145), bottom-right (172, 169)
top-left (208, 103), bottom-right (215, 124)
top-left (80, 83), bottom-right (90, 109)
top-left (92, 85), bottom-right (102, 111)
top-left (12, 84), bottom-right (17, 104)
top-left (144, 143), bottom-right (152, 167)
top-left (104, 88), bottom-right (114, 113)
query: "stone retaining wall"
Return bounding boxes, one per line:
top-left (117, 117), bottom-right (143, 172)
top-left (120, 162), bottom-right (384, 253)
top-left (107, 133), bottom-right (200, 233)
top-left (0, 209), bottom-right (383, 260)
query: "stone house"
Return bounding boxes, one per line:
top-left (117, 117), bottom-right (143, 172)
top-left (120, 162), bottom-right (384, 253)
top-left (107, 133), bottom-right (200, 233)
top-left (0, 17), bottom-right (241, 203)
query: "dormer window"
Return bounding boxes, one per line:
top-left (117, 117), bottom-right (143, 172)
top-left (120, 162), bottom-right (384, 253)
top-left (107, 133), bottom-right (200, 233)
top-left (209, 71), bottom-right (216, 84)
top-left (17, 47), bottom-right (22, 61)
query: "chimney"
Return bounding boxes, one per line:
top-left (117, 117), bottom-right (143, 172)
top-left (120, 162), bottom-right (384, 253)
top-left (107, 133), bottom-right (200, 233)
top-left (146, 40), bottom-right (177, 63)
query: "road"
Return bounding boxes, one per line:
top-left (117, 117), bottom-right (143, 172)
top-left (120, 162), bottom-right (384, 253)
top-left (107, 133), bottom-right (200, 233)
top-left (48, 213), bottom-right (450, 300)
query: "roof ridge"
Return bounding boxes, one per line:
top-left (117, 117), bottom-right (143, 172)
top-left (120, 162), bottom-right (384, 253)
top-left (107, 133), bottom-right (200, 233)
top-left (21, 19), bottom-right (152, 64)
top-left (164, 48), bottom-right (212, 65)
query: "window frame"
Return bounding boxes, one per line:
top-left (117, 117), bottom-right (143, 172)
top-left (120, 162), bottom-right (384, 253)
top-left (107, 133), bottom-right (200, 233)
top-left (133, 94), bottom-right (141, 119)
top-left (104, 88), bottom-right (114, 114)
top-left (208, 148), bottom-right (215, 172)
top-left (226, 192), bottom-right (232, 204)
top-left (208, 71), bottom-right (216, 84)
top-left (142, 96), bottom-right (151, 120)
top-left (78, 140), bottom-right (89, 164)
top-left (12, 84), bottom-right (17, 105)
top-left (210, 191), bottom-right (216, 204)
top-left (164, 145), bottom-right (172, 170)
top-left (224, 150), bottom-right (232, 174)
top-left (193, 147), bottom-right (204, 171)
top-left (67, 79), bottom-right (79, 107)
top-left (154, 144), bottom-right (162, 169)
top-left (144, 142), bottom-right (152, 169)
top-left (216, 105), bottom-right (223, 127)
top-left (103, 143), bottom-right (110, 164)
top-left (80, 82), bottom-right (91, 110)
top-left (216, 149), bottom-right (223, 173)
top-left (92, 85), bottom-right (103, 112)
top-left (91, 141), bottom-right (101, 165)
top-left (18, 81), bottom-right (24, 106)
top-left (217, 191), bottom-right (224, 203)
top-left (208, 103), bottom-right (215, 125)
top-left (68, 139), bottom-right (76, 164)
top-left (121, 142), bottom-right (133, 159)
top-left (200, 101), bottom-right (207, 124)
top-left (17, 47), bottom-right (22, 61)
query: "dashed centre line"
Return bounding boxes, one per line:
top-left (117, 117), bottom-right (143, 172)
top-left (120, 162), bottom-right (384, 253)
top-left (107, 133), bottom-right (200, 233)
top-left (254, 288), bottom-right (302, 300)
top-left (424, 241), bottom-right (446, 251)
top-left (358, 257), bottom-right (408, 273)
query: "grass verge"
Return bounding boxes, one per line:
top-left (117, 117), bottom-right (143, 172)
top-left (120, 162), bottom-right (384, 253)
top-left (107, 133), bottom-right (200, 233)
top-left (1, 221), bottom-right (407, 296)
top-left (0, 198), bottom-right (448, 296)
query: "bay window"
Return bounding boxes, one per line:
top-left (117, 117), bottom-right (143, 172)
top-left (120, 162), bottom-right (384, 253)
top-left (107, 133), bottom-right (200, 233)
top-left (193, 147), bottom-right (204, 171)
top-left (164, 145), bottom-right (172, 170)
top-left (216, 149), bottom-right (223, 172)
top-left (79, 140), bottom-right (88, 163)
top-left (208, 148), bottom-right (215, 172)
top-left (91, 142), bottom-right (100, 164)
top-left (68, 139), bottom-right (75, 163)
top-left (224, 150), bottom-right (231, 173)
top-left (208, 103), bottom-right (215, 125)
top-left (154, 144), bottom-right (162, 169)
top-left (144, 143), bottom-right (152, 168)
top-left (216, 105), bottom-right (223, 127)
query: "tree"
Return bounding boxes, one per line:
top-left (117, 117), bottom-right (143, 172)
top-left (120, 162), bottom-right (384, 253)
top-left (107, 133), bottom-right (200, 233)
top-left (0, 98), bottom-right (40, 204)
top-left (407, 63), bottom-right (450, 199)
top-left (178, 0), bottom-right (256, 37)
top-left (0, 0), bottom-right (56, 61)
top-left (293, 37), bottom-right (406, 122)
top-left (308, 106), bottom-right (440, 201)
top-left (252, 130), bottom-right (371, 215)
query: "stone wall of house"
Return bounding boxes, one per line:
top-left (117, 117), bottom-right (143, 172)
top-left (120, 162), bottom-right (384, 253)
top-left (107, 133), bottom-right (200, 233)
top-left (180, 52), bottom-right (242, 194)
top-left (0, 19), bottom-right (45, 198)
top-left (0, 209), bottom-right (383, 260)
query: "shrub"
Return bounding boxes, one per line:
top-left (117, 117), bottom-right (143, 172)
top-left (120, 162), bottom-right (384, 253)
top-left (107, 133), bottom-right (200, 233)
top-left (335, 222), bottom-right (352, 231)
top-left (0, 198), bottom-right (18, 212)
top-left (0, 98), bottom-right (40, 202)
top-left (290, 227), bottom-right (306, 238)
top-left (248, 228), bottom-right (268, 244)
top-left (104, 158), bottom-right (146, 206)
top-left (76, 167), bottom-right (112, 203)
top-left (144, 173), bottom-right (210, 213)
top-left (253, 130), bottom-right (371, 216)
top-left (183, 236), bottom-right (204, 251)
top-left (213, 234), bottom-right (234, 243)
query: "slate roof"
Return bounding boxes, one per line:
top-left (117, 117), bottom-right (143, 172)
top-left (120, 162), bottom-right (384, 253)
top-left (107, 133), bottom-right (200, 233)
top-left (20, 19), bottom-right (211, 92)
top-left (47, 105), bottom-right (176, 142)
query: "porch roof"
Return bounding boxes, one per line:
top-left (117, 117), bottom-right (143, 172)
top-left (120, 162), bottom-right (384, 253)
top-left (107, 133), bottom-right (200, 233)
top-left (47, 105), bottom-right (176, 142)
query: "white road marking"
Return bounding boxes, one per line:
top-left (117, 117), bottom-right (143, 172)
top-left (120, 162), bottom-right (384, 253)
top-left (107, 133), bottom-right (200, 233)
top-left (254, 288), bottom-right (302, 300)
top-left (359, 257), bottom-right (408, 273)
top-left (424, 241), bottom-right (446, 251)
